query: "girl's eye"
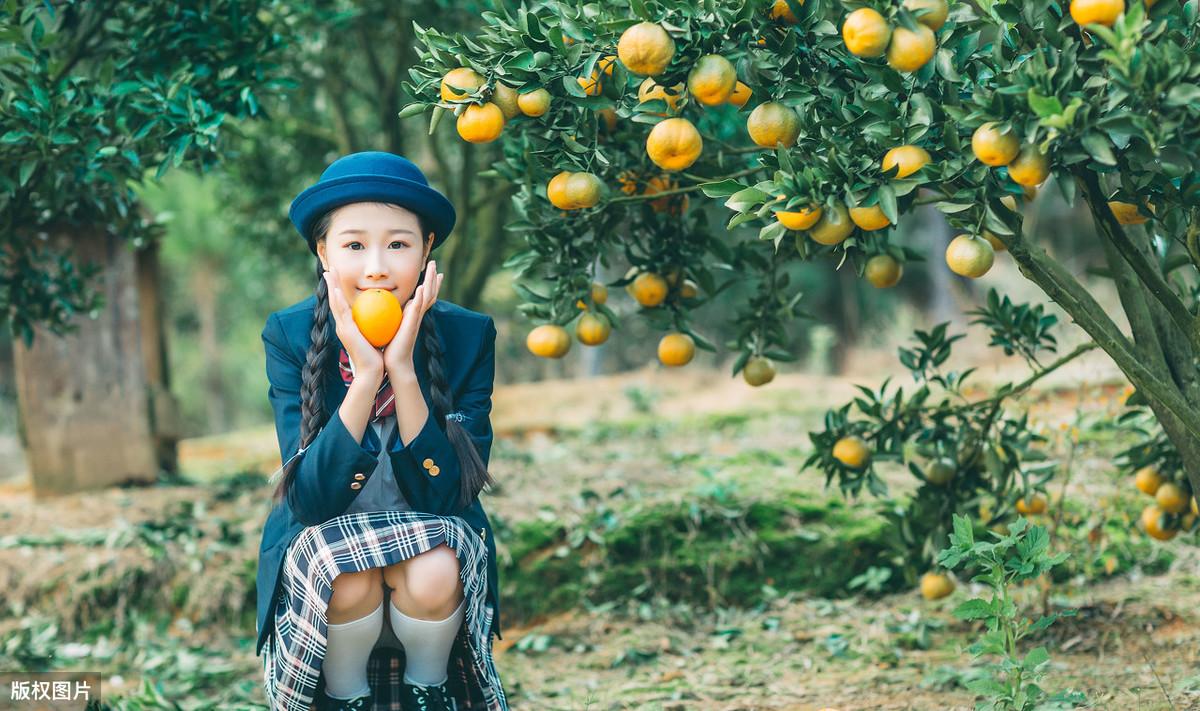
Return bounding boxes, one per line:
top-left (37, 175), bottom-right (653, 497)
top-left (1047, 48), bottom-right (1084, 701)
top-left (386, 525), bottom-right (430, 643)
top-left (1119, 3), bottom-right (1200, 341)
top-left (347, 242), bottom-right (406, 250)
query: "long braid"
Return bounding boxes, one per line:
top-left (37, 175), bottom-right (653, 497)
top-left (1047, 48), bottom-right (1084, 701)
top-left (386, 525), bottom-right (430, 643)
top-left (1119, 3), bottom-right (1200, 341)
top-left (271, 217), bottom-right (337, 505)
top-left (419, 315), bottom-right (496, 510)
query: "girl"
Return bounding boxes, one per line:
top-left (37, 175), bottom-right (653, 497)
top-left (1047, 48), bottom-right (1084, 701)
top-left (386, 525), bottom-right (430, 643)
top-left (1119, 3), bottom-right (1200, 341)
top-left (255, 152), bottom-right (508, 711)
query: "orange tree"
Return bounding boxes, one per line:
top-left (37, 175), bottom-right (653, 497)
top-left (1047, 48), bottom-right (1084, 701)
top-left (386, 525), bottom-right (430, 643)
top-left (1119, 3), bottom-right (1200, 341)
top-left (400, 1), bottom-right (1200, 536)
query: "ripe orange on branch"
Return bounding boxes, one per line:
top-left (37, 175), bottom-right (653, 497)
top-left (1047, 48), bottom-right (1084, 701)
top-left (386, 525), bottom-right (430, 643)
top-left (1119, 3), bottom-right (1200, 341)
top-left (945, 234), bottom-right (995, 278)
top-left (1070, 0), bottom-right (1124, 26)
top-left (904, 0), bottom-right (950, 30)
top-left (972, 122), bottom-right (1020, 166)
top-left (833, 435), bottom-right (870, 468)
top-left (440, 67), bottom-right (484, 101)
top-left (728, 81), bottom-right (753, 109)
top-left (843, 8), bottom-right (891, 58)
top-left (576, 312), bottom-right (612, 346)
top-left (865, 254), bottom-right (903, 288)
top-left (517, 89), bottom-right (551, 117)
top-left (352, 288), bottom-right (403, 347)
top-left (617, 21), bottom-right (675, 76)
top-left (658, 332), bottom-right (696, 366)
top-left (638, 78), bottom-right (684, 116)
top-left (527, 324), bottom-right (571, 358)
top-left (849, 205), bottom-right (891, 231)
top-left (546, 171), bottom-right (603, 210)
top-left (742, 356), bottom-right (777, 386)
top-left (1007, 145), bottom-right (1050, 187)
top-left (808, 204), bottom-right (854, 245)
top-left (646, 117), bottom-right (703, 171)
top-left (747, 101), bottom-right (800, 148)
top-left (882, 145), bottom-right (931, 178)
top-left (776, 204), bottom-right (822, 230)
top-left (630, 272), bottom-right (669, 307)
top-left (920, 572), bottom-right (955, 600)
top-left (687, 54), bottom-right (738, 106)
top-left (456, 102), bottom-right (505, 143)
top-left (886, 24), bottom-right (937, 73)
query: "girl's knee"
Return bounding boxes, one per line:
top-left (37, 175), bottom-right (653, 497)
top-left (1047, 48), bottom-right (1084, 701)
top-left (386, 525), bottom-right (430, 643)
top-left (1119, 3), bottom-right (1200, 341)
top-left (328, 567), bottom-right (383, 612)
top-left (389, 545), bottom-right (462, 609)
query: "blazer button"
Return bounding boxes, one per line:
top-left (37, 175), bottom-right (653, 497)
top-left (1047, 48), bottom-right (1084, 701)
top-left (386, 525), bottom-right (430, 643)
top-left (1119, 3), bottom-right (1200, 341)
top-left (422, 458), bottom-right (435, 469)
top-left (429, 466), bottom-right (441, 477)
top-left (354, 473), bottom-right (366, 481)
top-left (350, 482), bottom-right (362, 490)
top-left (479, 527), bottom-right (486, 541)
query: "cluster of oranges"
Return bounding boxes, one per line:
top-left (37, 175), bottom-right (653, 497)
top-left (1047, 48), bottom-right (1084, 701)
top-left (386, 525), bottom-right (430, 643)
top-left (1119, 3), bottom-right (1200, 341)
top-left (1132, 465), bottom-right (1196, 541)
top-left (439, 67), bottom-right (552, 144)
top-left (842, 0), bottom-right (947, 73)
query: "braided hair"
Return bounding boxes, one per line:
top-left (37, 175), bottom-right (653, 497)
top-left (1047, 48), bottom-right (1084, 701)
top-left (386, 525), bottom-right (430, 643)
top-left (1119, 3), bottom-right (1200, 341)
top-left (271, 203), bottom-right (495, 512)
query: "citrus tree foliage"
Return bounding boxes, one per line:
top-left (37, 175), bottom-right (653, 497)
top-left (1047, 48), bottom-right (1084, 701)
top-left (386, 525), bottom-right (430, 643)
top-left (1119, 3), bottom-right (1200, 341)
top-left (0, 1), bottom-right (297, 344)
top-left (401, 0), bottom-right (1200, 486)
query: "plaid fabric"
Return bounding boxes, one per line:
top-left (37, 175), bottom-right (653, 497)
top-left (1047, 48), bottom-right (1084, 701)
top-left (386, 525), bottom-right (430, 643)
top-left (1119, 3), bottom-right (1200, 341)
top-left (261, 511), bottom-right (508, 711)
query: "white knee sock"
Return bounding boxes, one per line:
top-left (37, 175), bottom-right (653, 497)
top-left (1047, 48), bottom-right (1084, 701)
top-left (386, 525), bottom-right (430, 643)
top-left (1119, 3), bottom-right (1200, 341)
top-left (323, 600), bottom-right (384, 699)
top-left (389, 596), bottom-right (466, 686)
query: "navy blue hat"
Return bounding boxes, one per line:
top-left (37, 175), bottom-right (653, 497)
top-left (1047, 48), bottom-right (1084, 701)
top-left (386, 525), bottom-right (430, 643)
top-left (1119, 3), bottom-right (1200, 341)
top-left (289, 151), bottom-right (457, 254)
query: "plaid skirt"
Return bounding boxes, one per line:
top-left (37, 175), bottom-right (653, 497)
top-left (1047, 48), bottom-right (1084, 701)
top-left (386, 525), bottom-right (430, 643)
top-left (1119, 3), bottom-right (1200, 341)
top-left (260, 511), bottom-right (508, 711)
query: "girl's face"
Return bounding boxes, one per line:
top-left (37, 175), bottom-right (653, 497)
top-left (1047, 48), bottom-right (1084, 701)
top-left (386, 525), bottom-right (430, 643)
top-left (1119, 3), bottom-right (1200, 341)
top-left (316, 202), bottom-right (433, 305)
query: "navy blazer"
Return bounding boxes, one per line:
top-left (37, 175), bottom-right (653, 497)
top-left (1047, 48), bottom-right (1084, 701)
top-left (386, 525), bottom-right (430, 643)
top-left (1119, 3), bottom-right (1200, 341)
top-left (254, 295), bottom-right (502, 657)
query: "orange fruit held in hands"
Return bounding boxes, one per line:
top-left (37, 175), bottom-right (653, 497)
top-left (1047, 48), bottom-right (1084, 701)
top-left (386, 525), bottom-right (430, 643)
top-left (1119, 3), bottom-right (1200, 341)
top-left (882, 145), bottom-right (931, 178)
top-left (886, 24), bottom-right (937, 73)
top-left (617, 21), bottom-right (675, 76)
top-left (1070, 0), bottom-right (1123, 26)
top-left (646, 117), bottom-right (703, 172)
top-left (440, 67), bottom-right (484, 101)
top-left (972, 122), bottom-right (1020, 166)
top-left (843, 8), bottom-right (891, 58)
top-left (747, 101), bottom-right (801, 148)
top-left (456, 103), bottom-right (505, 143)
top-left (658, 332), bottom-right (696, 366)
top-left (920, 572), bottom-right (956, 600)
top-left (352, 288), bottom-right (403, 347)
top-left (526, 324), bottom-right (571, 358)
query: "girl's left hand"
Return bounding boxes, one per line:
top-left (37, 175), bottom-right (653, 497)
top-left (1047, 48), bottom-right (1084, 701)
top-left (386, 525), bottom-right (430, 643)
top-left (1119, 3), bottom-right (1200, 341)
top-left (383, 259), bottom-right (443, 377)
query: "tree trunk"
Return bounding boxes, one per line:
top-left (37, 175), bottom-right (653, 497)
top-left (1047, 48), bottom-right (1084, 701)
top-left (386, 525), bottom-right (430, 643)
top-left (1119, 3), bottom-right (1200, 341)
top-left (13, 227), bottom-right (177, 496)
top-left (192, 259), bottom-right (228, 432)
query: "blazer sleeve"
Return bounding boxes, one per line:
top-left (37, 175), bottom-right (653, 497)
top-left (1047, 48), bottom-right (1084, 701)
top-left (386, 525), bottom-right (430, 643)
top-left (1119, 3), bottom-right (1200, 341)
top-left (262, 312), bottom-right (381, 526)
top-left (387, 315), bottom-right (497, 516)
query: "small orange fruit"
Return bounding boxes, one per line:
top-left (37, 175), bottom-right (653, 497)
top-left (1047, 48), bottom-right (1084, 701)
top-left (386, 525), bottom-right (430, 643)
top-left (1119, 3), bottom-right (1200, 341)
top-left (1007, 145), bottom-right (1050, 187)
top-left (631, 272), bottom-right (669, 307)
top-left (886, 24), bottom-right (937, 73)
top-left (687, 54), bottom-right (738, 106)
top-left (658, 332), bottom-right (696, 367)
top-left (591, 282), bottom-right (609, 305)
top-left (904, 0), bottom-right (950, 30)
top-left (808, 204), bottom-right (855, 245)
top-left (546, 171), bottom-right (603, 209)
top-left (1156, 482), bottom-right (1189, 514)
top-left (972, 122), bottom-right (1020, 166)
top-left (983, 230), bottom-right (1006, 252)
top-left (843, 8), bottom-right (892, 58)
top-left (728, 81), bottom-right (753, 108)
top-left (1070, 0), bottom-right (1123, 26)
top-left (1015, 493), bottom-right (1048, 515)
top-left (742, 356), bottom-right (777, 386)
top-left (920, 572), bottom-right (956, 600)
top-left (747, 101), bottom-right (801, 148)
top-left (456, 102), bottom-right (505, 143)
top-left (491, 83), bottom-right (521, 120)
top-left (637, 78), bottom-right (684, 116)
top-left (517, 89), bottom-right (552, 117)
top-left (643, 174), bottom-right (689, 215)
top-left (882, 145), bottom-right (931, 178)
top-left (617, 21), bottom-right (675, 76)
top-left (776, 204), bottom-right (823, 231)
top-left (352, 288), bottom-right (404, 347)
top-left (833, 435), bottom-right (870, 468)
top-left (865, 254), bottom-right (903, 288)
top-left (924, 457), bottom-right (956, 485)
top-left (1108, 200), bottom-right (1149, 225)
top-left (440, 67), bottom-right (484, 101)
top-left (769, 0), bottom-right (802, 24)
top-left (849, 204), bottom-right (891, 231)
top-left (1141, 504), bottom-right (1177, 541)
top-left (576, 312), bottom-right (612, 346)
top-left (1134, 465), bottom-right (1163, 495)
top-left (678, 279), bottom-right (699, 300)
top-left (646, 117), bottom-right (703, 172)
top-left (526, 324), bottom-right (571, 358)
top-left (945, 234), bottom-right (995, 278)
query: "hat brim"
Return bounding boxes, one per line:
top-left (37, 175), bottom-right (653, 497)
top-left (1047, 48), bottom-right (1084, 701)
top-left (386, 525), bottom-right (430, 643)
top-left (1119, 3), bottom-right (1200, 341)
top-left (289, 173), bottom-right (457, 254)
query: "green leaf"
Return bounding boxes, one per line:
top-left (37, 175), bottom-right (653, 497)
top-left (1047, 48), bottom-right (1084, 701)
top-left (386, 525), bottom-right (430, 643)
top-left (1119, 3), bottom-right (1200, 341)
top-left (699, 179), bottom-right (748, 198)
top-left (1081, 133), bottom-right (1116, 166)
top-left (953, 598), bottom-right (993, 621)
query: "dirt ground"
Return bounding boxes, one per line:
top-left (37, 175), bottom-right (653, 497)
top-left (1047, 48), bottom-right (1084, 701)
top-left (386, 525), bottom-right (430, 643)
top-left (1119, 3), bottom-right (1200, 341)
top-left (3, 342), bottom-right (1199, 710)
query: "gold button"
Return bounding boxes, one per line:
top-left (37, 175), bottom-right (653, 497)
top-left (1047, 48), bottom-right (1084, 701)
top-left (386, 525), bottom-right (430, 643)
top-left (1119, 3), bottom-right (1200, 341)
top-left (429, 466), bottom-right (441, 477)
top-left (350, 482), bottom-right (362, 490)
top-left (422, 458), bottom-right (435, 469)
top-left (354, 473), bottom-right (366, 481)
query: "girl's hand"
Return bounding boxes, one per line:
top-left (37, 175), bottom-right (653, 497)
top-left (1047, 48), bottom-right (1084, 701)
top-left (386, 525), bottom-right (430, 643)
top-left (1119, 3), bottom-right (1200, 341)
top-left (384, 260), bottom-right (443, 376)
top-left (323, 269), bottom-right (385, 379)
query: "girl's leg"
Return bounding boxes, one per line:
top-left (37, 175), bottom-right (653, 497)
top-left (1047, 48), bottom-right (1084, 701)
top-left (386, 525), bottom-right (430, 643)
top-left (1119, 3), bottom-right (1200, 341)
top-left (382, 544), bottom-right (465, 686)
top-left (323, 567), bottom-right (385, 699)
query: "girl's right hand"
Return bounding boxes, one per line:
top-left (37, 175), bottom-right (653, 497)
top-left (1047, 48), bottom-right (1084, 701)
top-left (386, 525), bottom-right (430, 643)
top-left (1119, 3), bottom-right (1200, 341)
top-left (323, 269), bottom-right (385, 379)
